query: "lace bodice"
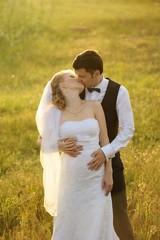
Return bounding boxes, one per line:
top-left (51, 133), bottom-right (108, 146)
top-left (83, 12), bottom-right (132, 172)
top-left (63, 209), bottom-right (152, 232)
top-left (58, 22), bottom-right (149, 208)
top-left (59, 118), bottom-right (100, 147)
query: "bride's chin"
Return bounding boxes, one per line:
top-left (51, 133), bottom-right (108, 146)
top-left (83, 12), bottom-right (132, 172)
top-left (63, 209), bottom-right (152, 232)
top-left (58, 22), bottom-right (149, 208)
top-left (79, 85), bottom-right (85, 93)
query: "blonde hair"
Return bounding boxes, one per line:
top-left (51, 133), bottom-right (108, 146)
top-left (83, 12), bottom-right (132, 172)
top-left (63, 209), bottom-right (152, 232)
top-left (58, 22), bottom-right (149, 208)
top-left (51, 70), bottom-right (73, 110)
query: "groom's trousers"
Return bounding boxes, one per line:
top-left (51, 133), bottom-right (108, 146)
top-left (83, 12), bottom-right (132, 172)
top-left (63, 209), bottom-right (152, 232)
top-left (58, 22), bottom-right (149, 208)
top-left (111, 154), bottom-right (135, 240)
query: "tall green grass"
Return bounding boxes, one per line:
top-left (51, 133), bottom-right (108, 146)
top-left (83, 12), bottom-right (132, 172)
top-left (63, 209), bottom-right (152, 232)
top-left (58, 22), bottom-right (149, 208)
top-left (0, 0), bottom-right (160, 239)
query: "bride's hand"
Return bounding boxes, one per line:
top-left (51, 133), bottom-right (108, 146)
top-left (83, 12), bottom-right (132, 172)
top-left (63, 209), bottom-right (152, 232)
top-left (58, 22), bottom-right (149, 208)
top-left (102, 169), bottom-right (113, 196)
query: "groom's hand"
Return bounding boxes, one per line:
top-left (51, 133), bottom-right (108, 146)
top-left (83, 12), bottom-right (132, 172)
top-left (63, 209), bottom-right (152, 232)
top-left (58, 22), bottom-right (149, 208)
top-left (58, 138), bottom-right (83, 157)
top-left (87, 149), bottom-right (106, 171)
top-left (37, 135), bottom-right (42, 145)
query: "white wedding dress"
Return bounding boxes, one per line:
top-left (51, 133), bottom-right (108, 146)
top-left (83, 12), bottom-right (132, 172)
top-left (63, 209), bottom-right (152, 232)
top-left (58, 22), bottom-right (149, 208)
top-left (52, 118), bottom-right (119, 240)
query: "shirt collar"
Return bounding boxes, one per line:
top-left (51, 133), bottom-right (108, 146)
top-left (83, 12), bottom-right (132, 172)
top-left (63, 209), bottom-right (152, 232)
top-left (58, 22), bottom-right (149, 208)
top-left (94, 76), bottom-right (108, 91)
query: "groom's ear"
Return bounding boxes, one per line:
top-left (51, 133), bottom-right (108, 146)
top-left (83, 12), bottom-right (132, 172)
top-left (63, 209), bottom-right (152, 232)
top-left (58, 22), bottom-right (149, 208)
top-left (93, 70), bottom-right (101, 76)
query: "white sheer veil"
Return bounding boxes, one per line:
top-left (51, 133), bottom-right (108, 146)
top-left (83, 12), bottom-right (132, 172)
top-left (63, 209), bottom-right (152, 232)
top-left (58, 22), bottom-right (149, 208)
top-left (36, 80), bottom-right (61, 216)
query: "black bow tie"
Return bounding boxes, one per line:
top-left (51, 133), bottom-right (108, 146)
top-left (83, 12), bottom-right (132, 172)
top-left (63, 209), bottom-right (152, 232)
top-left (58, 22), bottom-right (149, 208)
top-left (87, 88), bottom-right (101, 93)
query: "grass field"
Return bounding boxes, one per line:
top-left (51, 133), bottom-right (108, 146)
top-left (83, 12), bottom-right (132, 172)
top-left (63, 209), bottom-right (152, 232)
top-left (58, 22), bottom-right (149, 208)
top-left (0, 0), bottom-right (160, 239)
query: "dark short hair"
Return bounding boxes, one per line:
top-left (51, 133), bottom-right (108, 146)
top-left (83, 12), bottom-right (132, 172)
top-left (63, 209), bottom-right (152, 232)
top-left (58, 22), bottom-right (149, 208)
top-left (72, 50), bottom-right (103, 74)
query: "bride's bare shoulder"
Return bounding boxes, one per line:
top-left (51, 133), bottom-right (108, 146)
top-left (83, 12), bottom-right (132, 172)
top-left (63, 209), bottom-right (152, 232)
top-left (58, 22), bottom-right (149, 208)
top-left (86, 100), bottom-right (101, 107)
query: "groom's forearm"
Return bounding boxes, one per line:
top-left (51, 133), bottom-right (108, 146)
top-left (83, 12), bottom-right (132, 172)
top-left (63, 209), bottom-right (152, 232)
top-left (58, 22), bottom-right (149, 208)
top-left (101, 144), bottom-right (115, 160)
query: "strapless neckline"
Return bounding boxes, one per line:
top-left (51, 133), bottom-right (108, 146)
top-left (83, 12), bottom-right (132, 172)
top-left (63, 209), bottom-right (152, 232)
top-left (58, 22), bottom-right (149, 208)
top-left (60, 117), bottom-right (98, 128)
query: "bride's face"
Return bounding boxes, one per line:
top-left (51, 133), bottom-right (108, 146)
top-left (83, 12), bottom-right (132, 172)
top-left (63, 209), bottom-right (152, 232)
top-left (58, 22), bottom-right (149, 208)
top-left (61, 71), bottom-right (84, 92)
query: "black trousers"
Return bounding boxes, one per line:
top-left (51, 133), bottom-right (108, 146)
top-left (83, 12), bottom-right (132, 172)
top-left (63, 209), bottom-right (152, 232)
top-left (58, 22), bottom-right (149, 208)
top-left (111, 155), bottom-right (135, 240)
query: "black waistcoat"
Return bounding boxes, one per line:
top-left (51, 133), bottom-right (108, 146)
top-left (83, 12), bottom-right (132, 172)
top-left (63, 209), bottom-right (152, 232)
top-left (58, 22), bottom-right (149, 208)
top-left (101, 78), bottom-right (120, 142)
top-left (80, 78), bottom-right (120, 142)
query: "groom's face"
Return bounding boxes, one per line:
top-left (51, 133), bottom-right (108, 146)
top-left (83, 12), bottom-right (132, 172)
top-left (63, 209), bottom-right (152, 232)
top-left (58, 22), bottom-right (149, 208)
top-left (74, 68), bottom-right (99, 88)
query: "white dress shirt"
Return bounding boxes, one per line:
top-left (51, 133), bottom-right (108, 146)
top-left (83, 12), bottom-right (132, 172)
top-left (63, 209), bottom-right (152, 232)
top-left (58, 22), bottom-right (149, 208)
top-left (85, 77), bottom-right (135, 160)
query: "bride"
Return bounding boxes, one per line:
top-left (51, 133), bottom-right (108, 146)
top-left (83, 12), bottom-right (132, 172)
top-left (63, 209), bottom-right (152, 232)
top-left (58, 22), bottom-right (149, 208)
top-left (36, 69), bottom-right (119, 240)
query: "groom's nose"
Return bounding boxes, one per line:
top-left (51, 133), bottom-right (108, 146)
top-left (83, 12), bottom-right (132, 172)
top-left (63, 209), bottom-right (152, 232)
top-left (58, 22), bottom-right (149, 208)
top-left (74, 74), bottom-right (79, 81)
top-left (77, 76), bottom-right (83, 82)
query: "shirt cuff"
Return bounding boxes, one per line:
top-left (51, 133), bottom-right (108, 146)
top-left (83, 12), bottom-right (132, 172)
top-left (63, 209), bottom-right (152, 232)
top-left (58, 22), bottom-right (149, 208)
top-left (101, 144), bottom-right (115, 161)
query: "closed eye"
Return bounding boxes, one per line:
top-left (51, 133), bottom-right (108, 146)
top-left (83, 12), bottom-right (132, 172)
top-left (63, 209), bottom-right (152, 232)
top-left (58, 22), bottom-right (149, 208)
top-left (78, 75), bottom-right (85, 78)
top-left (70, 75), bottom-right (76, 78)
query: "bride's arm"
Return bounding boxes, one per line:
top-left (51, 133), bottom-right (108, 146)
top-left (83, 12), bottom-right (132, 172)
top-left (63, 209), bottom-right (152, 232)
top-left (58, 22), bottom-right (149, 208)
top-left (93, 101), bottom-right (109, 147)
top-left (102, 160), bottom-right (113, 196)
top-left (91, 101), bottom-right (113, 195)
top-left (87, 100), bottom-right (110, 167)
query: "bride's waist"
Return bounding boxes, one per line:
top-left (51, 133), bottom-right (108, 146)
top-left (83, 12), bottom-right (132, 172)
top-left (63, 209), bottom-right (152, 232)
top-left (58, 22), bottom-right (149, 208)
top-left (77, 135), bottom-right (99, 143)
top-left (78, 140), bottom-right (100, 150)
top-left (79, 143), bottom-right (100, 153)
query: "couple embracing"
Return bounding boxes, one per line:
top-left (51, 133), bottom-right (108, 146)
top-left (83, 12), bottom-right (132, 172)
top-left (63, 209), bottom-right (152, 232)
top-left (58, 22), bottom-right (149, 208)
top-left (36, 50), bottom-right (135, 240)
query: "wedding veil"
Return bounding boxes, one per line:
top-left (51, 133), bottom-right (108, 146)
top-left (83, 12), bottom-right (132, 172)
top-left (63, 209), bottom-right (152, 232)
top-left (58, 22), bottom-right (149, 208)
top-left (36, 80), bottom-right (61, 216)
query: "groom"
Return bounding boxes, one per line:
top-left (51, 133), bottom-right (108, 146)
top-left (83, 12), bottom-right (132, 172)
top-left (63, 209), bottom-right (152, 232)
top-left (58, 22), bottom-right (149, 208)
top-left (60, 50), bottom-right (135, 240)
